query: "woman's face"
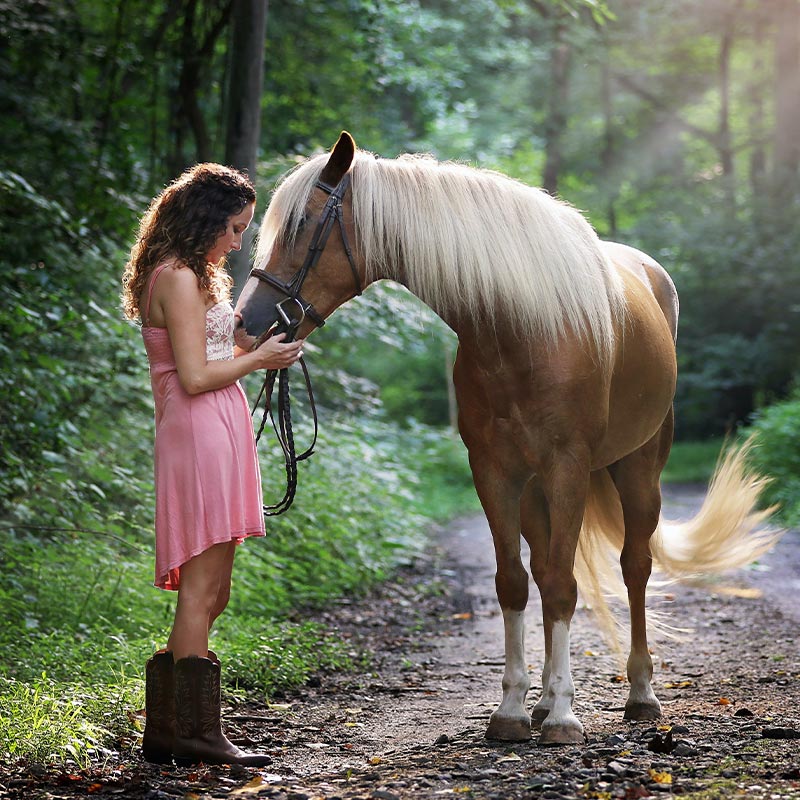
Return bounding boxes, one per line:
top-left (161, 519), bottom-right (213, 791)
top-left (206, 201), bottom-right (255, 264)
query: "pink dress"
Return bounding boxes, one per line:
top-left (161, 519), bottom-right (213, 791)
top-left (142, 264), bottom-right (265, 590)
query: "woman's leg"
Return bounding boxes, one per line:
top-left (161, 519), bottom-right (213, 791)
top-left (167, 541), bottom-right (236, 660)
top-left (208, 544), bottom-right (236, 634)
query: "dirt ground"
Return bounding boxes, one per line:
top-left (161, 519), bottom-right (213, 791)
top-left (5, 485), bottom-right (800, 800)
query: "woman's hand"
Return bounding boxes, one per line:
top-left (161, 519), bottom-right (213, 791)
top-left (250, 333), bottom-right (305, 370)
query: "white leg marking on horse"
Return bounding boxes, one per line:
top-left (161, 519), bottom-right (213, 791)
top-left (531, 654), bottom-right (552, 723)
top-left (486, 609), bottom-right (531, 741)
top-left (625, 649), bottom-right (662, 719)
top-left (539, 621), bottom-right (584, 744)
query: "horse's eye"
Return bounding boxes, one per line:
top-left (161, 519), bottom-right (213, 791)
top-left (281, 213), bottom-right (308, 245)
top-left (291, 213), bottom-right (309, 237)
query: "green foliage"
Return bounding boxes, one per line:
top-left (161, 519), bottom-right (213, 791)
top-left (305, 282), bottom-right (458, 426)
top-left (627, 190), bottom-right (800, 439)
top-left (661, 438), bottom-right (725, 485)
top-left (392, 423), bottom-right (480, 520)
top-left (4, 0), bottom-right (800, 773)
top-left (0, 172), bottom-right (150, 524)
top-left (222, 621), bottom-right (357, 695)
top-left (0, 674), bottom-right (141, 768)
top-left (743, 392), bottom-right (800, 526)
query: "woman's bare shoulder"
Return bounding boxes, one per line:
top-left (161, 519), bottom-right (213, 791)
top-left (157, 262), bottom-right (202, 295)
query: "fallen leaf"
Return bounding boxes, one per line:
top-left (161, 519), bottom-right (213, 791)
top-left (713, 586), bottom-right (762, 599)
top-left (648, 768), bottom-right (672, 784)
top-left (344, 721), bottom-right (364, 727)
top-left (718, 697), bottom-right (732, 705)
top-left (127, 710), bottom-right (145, 730)
top-left (663, 680), bottom-right (694, 689)
top-left (231, 776), bottom-right (265, 795)
top-left (369, 756), bottom-right (382, 765)
top-left (87, 785), bottom-right (104, 794)
top-left (584, 650), bottom-right (596, 656)
top-left (497, 752), bottom-right (522, 762)
top-left (267, 702), bottom-right (292, 711)
top-left (451, 612), bottom-right (472, 620)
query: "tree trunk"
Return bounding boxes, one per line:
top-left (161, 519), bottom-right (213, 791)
top-left (168, 0), bottom-right (233, 174)
top-left (748, 15), bottom-right (767, 195)
top-left (718, 23), bottom-right (734, 180)
top-left (225, 0), bottom-right (268, 293)
top-left (774, 0), bottom-right (800, 186)
top-left (718, 11), bottom-right (737, 209)
top-left (600, 46), bottom-right (617, 238)
top-left (542, 22), bottom-right (570, 197)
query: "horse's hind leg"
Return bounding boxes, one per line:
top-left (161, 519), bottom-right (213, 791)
top-left (608, 408), bottom-right (674, 721)
top-left (470, 462), bottom-right (532, 742)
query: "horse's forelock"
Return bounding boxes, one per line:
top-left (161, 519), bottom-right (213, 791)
top-left (253, 155), bottom-right (328, 270)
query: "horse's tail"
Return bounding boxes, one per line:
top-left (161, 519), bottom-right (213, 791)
top-left (650, 440), bottom-right (778, 577)
top-left (573, 438), bottom-right (780, 653)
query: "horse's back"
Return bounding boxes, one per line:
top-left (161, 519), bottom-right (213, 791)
top-left (602, 241), bottom-right (678, 342)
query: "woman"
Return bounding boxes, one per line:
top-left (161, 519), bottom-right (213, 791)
top-left (122, 163), bottom-right (302, 766)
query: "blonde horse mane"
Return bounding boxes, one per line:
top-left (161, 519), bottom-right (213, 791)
top-left (255, 148), bottom-right (626, 358)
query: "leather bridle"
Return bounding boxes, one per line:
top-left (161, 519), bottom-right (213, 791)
top-left (248, 172), bottom-right (361, 342)
top-left (248, 171), bottom-right (362, 516)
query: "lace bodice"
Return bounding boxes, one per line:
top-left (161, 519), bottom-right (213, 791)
top-left (206, 302), bottom-right (235, 361)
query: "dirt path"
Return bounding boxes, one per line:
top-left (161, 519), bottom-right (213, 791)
top-left (10, 486), bottom-right (800, 799)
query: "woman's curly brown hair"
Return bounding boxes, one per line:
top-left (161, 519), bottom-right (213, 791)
top-left (122, 163), bottom-right (256, 321)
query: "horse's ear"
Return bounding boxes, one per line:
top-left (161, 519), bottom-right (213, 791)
top-left (319, 131), bottom-right (356, 186)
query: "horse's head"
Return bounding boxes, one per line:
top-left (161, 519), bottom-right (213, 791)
top-left (234, 131), bottom-right (364, 350)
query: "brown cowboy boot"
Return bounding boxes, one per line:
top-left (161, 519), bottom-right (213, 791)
top-left (142, 650), bottom-right (175, 764)
top-left (173, 655), bottom-right (271, 767)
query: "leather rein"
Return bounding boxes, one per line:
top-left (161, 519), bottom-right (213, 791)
top-left (249, 172), bottom-right (362, 516)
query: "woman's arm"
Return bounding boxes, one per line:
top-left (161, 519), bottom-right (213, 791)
top-left (157, 266), bottom-right (303, 395)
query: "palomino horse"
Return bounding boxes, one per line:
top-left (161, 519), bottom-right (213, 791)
top-left (234, 132), bottom-right (776, 744)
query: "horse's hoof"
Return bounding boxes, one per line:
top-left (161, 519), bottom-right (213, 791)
top-left (539, 719), bottom-right (585, 746)
top-left (485, 713), bottom-right (532, 742)
top-left (624, 701), bottom-right (662, 721)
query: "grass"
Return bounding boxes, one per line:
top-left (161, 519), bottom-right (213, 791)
top-left (661, 438), bottom-right (725, 484)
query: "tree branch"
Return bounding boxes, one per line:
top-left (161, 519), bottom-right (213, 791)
top-left (0, 524), bottom-right (148, 554)
top-left (613, 72), bottom-right (721, 149)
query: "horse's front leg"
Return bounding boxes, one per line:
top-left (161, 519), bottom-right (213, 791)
top-left (536, 452), bottom-right (590, 745)
top-left (470, 460), bottom-right (531, 742)
top-left (520, 481), bottom-right (553, 727)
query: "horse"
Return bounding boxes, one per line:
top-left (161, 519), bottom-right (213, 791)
top-left (234, 131), bottom-right (778, 745)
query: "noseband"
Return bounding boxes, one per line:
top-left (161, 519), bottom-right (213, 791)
top-left (248, 172), bottom-right (362, 340)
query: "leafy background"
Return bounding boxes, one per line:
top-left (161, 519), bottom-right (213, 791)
top-left (1, 0), bottom-right (800, 766)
